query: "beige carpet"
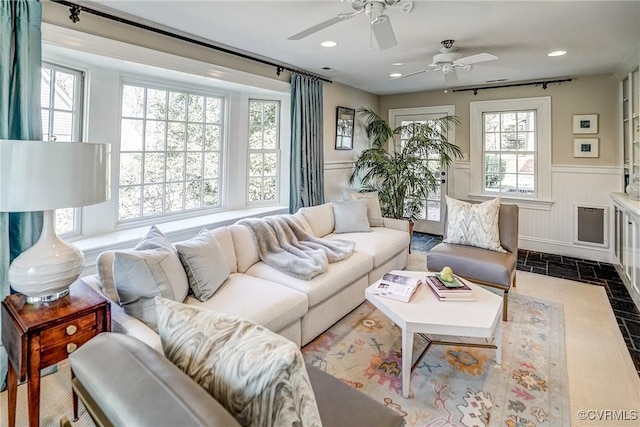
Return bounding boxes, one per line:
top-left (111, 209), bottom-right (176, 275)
top-left (2, 253), bottom-right (639, 426)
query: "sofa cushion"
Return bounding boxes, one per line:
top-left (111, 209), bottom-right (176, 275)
top-left (298, 203), bottom-right (335, 237)
top-left (443, 196), bottom-right (506, 253)
top-left (96, 250), bottom-right (119, 303)
top-left (246, 251), bottom-right (373, 306)
top-left (175, 228), bottom-right (230, 302)
top-left (156, 298), bottom-right (322, 427)
top-left (113, 226), bottom-right (189, 331)
top-left (210, 226), bottom-right (238, 274)
top-left (427, 242), bottom-right (515, 289)
top-left (342, 189), bottom-right (385, 227)
top-left (185, 272), bottom-right (308, 334)
top-left (326, 227), bottom-right (410, 268)
top-left (230, 223), bottom-right (261, 273)
top-left (332, 200), bottom-right (371, 233)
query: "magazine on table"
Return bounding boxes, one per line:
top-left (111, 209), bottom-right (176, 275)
top-left (371, 272), bottom-right (422, 302)
top-left (424, 276), bottom-right (475, 301)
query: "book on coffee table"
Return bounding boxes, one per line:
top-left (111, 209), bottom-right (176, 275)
top-left (425, 276), bottom-right (475, 301)
top-left (371, 272), bottom-right (422, 302)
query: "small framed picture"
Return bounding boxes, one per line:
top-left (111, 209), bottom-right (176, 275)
top-left (573, 114), bottom-right (598, 134)
top-left (573, 138), bottom-right (599, 158)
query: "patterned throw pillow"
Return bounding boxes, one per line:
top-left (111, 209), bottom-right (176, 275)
top-left (155, 298), bottom-right (322, 427)
top-left (443, 196), bottom-right (506, 253)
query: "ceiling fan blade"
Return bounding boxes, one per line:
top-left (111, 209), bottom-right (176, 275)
top-left (372, 15), bottom-right (397, 50)
top-left (390, 69), bottom-right (428, 80)
top-left (444, 71), bottom-right (459, 86)
top-left (288, 11), bottom-right (361, 40)
top-left (456, 53), bottom-right (498, 65)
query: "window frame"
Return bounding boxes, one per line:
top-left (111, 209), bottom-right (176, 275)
top-left (470, 96), bottom-right (553, 210)
top-left (41, 61), bottom-right (85, 236)
top-left (116, 77), bottom-right (228, 224)
top-left (247, 98), bottom-right (281, 205)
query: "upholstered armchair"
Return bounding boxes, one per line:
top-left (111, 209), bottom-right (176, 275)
top-left (426, 202), bottom-right (519, 321)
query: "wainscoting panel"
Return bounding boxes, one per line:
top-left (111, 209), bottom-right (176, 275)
top-left (451, 163), bottom-right (623, 263)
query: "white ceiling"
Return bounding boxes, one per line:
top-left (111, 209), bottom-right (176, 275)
top-left (85, 1), bottom-right (640, 95)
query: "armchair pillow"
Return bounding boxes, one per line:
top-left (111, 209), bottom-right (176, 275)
top-left (443, 196), bottom-right (506, 253)
top-left (155, 297), bottom-right (322, 427)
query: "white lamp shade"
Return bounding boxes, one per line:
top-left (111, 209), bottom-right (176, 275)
top-left (0, 140), bottom-right (110, 211)
top-left (1, 139), bottom-right (110, 303)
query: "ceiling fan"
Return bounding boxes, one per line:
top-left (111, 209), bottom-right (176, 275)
top-left (288, 0), bottom-right (414, 50)
top-left (394, 39), bottom-right (499, 86)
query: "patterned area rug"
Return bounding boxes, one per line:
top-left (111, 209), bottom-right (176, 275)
top-left (302, 292), bottom-right (568, 427)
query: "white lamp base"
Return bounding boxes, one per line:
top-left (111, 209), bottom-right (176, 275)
top-left (8, 210), bottom-right (84, 304)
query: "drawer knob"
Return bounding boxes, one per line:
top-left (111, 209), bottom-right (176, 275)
top-left (66, 325), bottom-right (78, 335)
top-left (67, 343), bottom-right (78, 354)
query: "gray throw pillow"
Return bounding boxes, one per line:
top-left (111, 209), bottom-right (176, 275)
top-left (175, 228), bottom-right (230, 302)
top-left (332, 200), bottom-right (371, 233)
top-left (342, 189), bottom-right (385, 227)
top-left (156, 297), bottom-right (322, 427)
top-left (443, 196), bottom-right (506, 253)
top-left (113, 226), bottom-right (189, 331)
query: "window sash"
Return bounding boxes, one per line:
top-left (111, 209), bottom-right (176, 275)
top-left (247, 99), bottom-right (280, 204)
top-left (117, 81), bottom-right (226, 222)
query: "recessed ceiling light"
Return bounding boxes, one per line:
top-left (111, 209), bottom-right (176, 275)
top-left (390, 73), bottom-right (402, 78)
top-left (548, 50), bottom-right (567, 57)
top-left (392, 63), bottom-right (403, 66)
top-left (320, 41), bottom-right (338, 48)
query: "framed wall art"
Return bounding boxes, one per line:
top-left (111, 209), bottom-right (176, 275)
top-left (573, 138), bottom-right (599, 158)
top-left (335, 106), bottom-right (355, 150)
top-left (573, 114), bottom-right (598, 134)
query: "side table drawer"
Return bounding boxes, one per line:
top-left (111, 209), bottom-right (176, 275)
top-left (40, 329), bottom-right (97, 368)
top-left (40, 313), bottom-right (97, 349)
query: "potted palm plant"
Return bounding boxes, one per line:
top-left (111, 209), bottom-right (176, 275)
top-left (349, 107), bottom-right (462, 221)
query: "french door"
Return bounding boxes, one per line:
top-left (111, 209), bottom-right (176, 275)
top-left (389, 106), bottom-right (455, 235)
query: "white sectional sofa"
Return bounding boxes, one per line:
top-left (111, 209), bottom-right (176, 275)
top-left (81, 202), bottom-right (410, 351)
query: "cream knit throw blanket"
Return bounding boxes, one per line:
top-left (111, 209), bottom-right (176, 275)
top-left (238, 215), bottom-right (355, 280)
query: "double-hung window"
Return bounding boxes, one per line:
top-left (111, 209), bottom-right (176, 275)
top-left (40, 62), bottom-right (84, 234)
top-left (118, 82), bottom-right (224, 222)
top-left (247, 99), bottom-right (280, 203)
top-left (470, 97), bottom-right (552, 209)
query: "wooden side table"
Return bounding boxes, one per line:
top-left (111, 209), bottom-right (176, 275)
top-left (1, 281), bottom-right (111, 427)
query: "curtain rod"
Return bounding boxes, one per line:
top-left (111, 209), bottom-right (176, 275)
top-left (48, 0), bottom-right (332, 83)
top-left (452, 78), bottom-right (572, 95)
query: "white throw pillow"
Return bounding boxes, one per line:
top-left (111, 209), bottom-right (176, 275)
top-left (113, 226), bottom-right (189, 331)
top-left (155, 297), bottom-right (322, 427)
top-left (443, 196), bottom-right (506, 253)
top-left (175, 228), bottom-right (230, 302)
top-left (332, 200), bottom-right (371, 233)
top-left (342, 189), bottom-right (385, 227)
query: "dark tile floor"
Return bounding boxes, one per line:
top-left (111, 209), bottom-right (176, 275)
top-left (412, 232), bottom-right (640, 376)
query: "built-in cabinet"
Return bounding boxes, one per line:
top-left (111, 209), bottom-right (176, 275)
top-left (613, 65), bottom-right (640, 311)
top-left (612, 193), bottom-right (640, 310)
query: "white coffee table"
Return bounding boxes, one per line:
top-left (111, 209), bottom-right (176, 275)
top-left (365, 270), bottom-right (503, 398)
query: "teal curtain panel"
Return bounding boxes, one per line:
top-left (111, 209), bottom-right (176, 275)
top-left (0, 0), bottom-right (44, 391)
top-left (289, 73), bottom-right (324, 213)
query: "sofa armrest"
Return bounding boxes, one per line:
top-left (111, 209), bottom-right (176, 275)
top-left (382, 217), bottom-right (410, 232)
top-left (110, 303), bottom-right (164, 353)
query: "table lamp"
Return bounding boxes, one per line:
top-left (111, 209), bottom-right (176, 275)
top-left (0, 140), bottom-right (110, 303)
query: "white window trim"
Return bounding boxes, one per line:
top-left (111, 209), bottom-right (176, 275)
top-left (469, 96), bottom-right (553, 211)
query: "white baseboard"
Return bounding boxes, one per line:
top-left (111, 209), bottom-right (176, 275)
top-left (519, 236), bottom-right (614, 264)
